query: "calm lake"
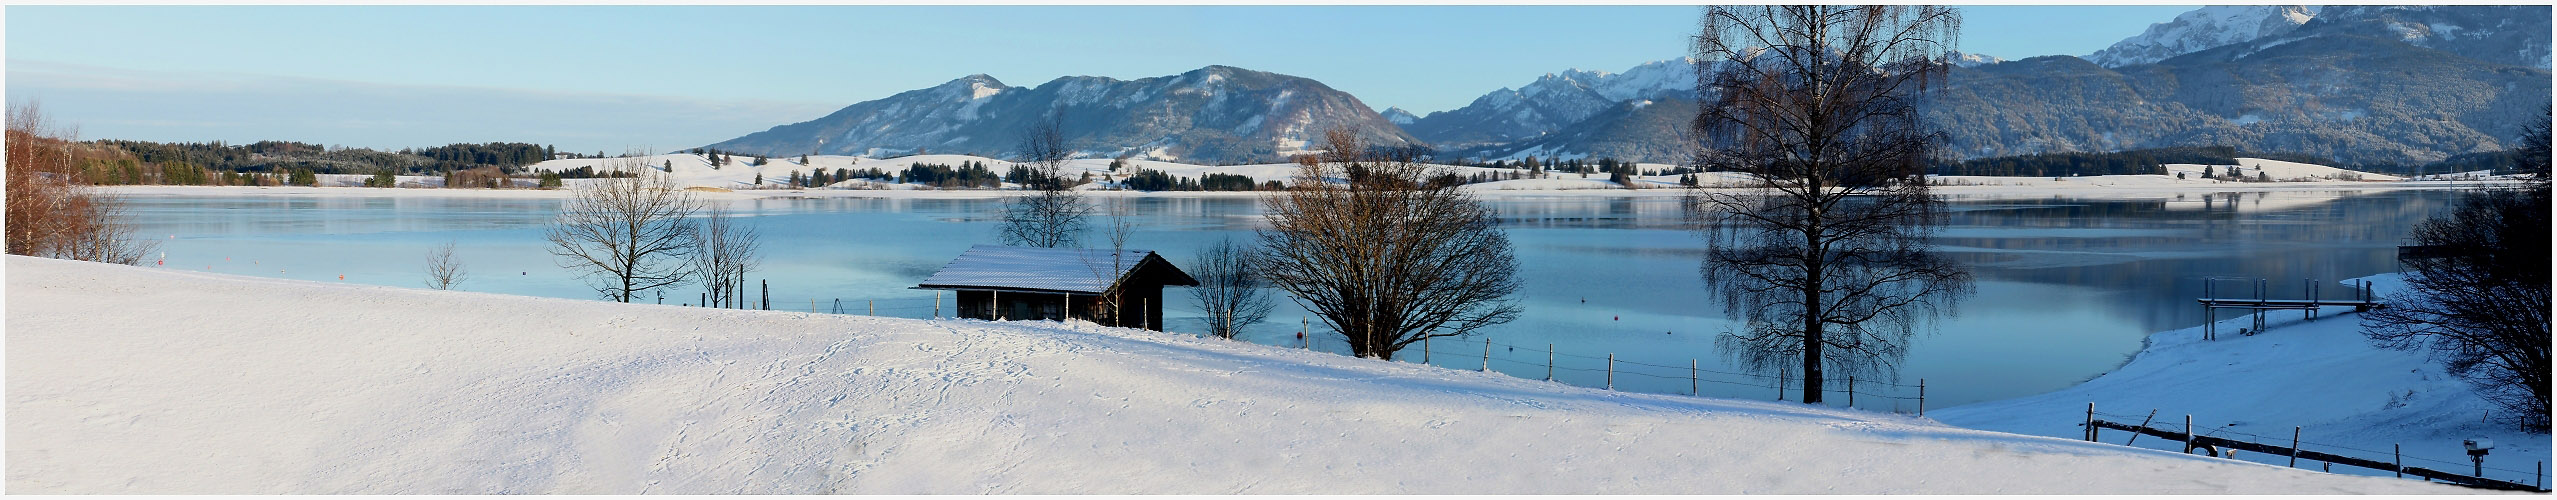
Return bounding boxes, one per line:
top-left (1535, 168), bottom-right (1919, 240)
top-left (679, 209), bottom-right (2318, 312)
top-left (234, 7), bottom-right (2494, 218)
top-left (118, 188), bottom-right (2460, 409)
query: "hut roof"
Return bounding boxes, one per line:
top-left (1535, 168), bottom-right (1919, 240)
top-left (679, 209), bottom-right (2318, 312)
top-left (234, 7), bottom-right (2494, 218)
top-left (915, 245), bottom-right (1198, 294)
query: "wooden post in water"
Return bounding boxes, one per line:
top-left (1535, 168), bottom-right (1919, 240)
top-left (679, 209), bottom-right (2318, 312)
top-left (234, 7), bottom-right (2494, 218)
top-left (1917, 379), bottom-right (1927, 416)
top-left (762, 279), bottom-right (769, 310)
top-left (1424, 337), bottom-right (1431, 364)
top-left (1849, 376), bottom-right (1857, 408)
top-left (1690, 359), bottom-right (1699, 396)
top-left (1606, 353), bottom-right (1615, 390)
top-left (2394, 444), bottom-right (2402, 478)
top-left (1481, 338), bottom-right (1490, 372)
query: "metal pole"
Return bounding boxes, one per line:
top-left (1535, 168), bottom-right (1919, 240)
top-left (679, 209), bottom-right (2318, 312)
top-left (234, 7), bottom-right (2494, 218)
top-left (2303, 279), bottom-right (2313, 320)
top-left (934, 291), bottom-right (941, 318)
top-left (2290, 426), bottom-right (2301, 468)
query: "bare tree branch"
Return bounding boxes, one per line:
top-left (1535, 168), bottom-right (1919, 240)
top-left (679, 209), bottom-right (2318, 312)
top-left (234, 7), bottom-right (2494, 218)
top-left (544, 154), bottom-right (700, 303)
top-left (1689, 5), bottom-right (1972, 403)
top-left (1257, 128), bottom-right (1522, 360)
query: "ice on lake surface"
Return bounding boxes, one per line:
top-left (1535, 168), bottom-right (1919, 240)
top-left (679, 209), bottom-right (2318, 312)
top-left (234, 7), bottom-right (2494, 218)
top-left (118, 189), bottom-right (2457, 409)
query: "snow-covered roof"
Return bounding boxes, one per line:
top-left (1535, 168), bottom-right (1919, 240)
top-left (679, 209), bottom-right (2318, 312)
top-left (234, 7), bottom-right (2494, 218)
top-left (916, 245), bottom-right (1196, 294)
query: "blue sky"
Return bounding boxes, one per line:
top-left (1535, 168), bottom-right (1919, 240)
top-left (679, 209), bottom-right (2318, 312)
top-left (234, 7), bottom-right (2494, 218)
top-left (6, 5), bottom-right (2194, 153)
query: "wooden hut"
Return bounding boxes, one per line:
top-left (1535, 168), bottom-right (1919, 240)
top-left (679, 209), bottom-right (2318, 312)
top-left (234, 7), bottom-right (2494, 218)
top-left (915, 245), bottom-right (1199, 330)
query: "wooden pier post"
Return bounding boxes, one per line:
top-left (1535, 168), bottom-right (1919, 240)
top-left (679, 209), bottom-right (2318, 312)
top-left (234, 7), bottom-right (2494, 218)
top-left (1423, 337), bottom-right (1430, 364)
top-left (2394, 443), bottom-right (2402, 478)
top-left (2085, 402), bottom-right (2096, 441)
top-left (1690, 359), bottom-right (1698, 395)
top-left (1481, 338), bottom-right (1490, 372)
top-left (1545, 344), bottom-right (1554, 381)
top-left (1606, 353), bottom-right (1615, 390)
top-left (1917, 379), bottom-right (1927, 416)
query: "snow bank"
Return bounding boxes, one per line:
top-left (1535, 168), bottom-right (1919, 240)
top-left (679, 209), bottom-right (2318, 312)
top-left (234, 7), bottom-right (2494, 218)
top-left (6, 256), bottom-right (2467, 493)
top-left (1936, 274), bottom-right (2550, 487)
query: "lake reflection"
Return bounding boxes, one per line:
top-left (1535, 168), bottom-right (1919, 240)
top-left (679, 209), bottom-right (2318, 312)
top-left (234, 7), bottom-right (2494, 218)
top-left (109, 189), bottom-right (2458, 409)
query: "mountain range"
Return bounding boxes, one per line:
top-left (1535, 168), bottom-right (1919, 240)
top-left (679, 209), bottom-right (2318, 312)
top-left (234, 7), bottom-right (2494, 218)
top-left (707, 5), bottom-right (2551, 167)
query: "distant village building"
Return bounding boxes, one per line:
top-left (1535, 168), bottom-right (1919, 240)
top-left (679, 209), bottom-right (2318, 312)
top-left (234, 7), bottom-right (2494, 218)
top-left (915, 245), bottom-right (1199, 330)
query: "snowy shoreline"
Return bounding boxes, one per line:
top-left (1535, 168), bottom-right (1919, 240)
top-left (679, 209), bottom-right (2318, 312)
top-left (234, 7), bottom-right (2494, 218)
top-left (3, 256), bottom-right (2474, 493)
top-left (1935, 273), bottom-right (2552, 488)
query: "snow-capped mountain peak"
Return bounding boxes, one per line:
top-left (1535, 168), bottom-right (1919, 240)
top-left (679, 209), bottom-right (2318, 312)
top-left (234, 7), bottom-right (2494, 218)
top-left (1380, 107), bottom-right (1419, 125)
top-left (2085, 5), bottom-right (2322, 67)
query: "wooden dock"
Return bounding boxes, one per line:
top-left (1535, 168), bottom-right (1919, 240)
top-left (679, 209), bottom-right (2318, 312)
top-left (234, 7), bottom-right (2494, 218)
top-left (2197, 278), bottom-right (2384, 340)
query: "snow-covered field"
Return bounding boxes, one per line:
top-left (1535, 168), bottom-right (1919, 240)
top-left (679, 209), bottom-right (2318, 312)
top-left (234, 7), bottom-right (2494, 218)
top-left (4, 256), bottom-right (2474, 493)
top-left (104, 154), bottom-right (2498, 201)
top-left (1937, 274), bottom-right (2551, 488)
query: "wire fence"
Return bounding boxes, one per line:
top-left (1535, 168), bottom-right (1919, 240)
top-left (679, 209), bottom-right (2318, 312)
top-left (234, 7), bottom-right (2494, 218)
top-left (714, 289), bottom-right (1934, 415)
top-left (2086, 405), bottom-right (2546, 490)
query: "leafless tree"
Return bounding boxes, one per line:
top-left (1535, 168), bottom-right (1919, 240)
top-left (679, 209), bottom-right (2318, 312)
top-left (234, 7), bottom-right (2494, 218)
top-left (2362, 120), bottom-right (2550, 429)
top-left (1082, 196), bottom-right (1139, 325)
top-left (999, 114), bottom-right (1089, 248)
top-left (1687, 5), bottom-right (1972, 404)
top-left (1257, 128), bottom-right (1522, 360)
top-left (424, 242), bottom-right (467, 290)
top-left (690, 204), bottom-right (762, 308)
top-left (6, 100), bottom-right (155, 265)
top-left (545, 155), bottom-right (699, 302)
top-left (1190, 237), bottom-right (1274, 340)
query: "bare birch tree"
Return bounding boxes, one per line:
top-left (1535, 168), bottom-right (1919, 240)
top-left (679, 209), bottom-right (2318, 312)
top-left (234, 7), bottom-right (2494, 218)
top-left (1190, 237), bottom-right (1274, 340)
top-left (424, 242), bottom-right (467, 290)
top-left (690, 204), bottom-right (762, 308)
top-left (1084, 196), bottom-right (1138, 325)
top-left (545, 156), bottom-right (699, 302)
top-left (1688, 5), bottom-right (1972, 403)
top-left (999, 114), bottom-right (1089, 248)
top-left (6, 100), bottom-right (154, 265)
top-left (1258, 129), bottom-right (1521, 360)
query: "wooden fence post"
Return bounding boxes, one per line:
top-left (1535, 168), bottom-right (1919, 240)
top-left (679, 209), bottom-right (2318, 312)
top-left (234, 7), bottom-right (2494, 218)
top-left (1849, 376), bottom-right (1857, 408)
top-left (2184, 414), bottom-right (2195, 454)
top-left (2394, 444), bottom-right (2402, 478)
top-left (2127, 409), bottom-right (2157, 445)
top-left (2085, 402), bottom-right (2096, 441)
top-left (1481, 338), bottom-right (1490, 372)
top-left (1606, 353), bottom-right (1615, 390)
top-left (1545, 344), bottom-right (1554, 381)
top-left (1689, 359), bottom-right (1699, 396)
top-left (1778, 372), bottom-right (1787, 401)
top-left (1917, 379), bottom-right (1927, 416)
top-left (762, 279), bottom-right (768, 310)
top-left (1424, 337), bottom-right (1431, 364)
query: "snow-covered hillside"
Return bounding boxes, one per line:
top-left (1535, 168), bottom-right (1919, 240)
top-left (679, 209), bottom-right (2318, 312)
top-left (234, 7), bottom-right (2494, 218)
top-left (2085, 5), bottom-right (2321, 67)
top-left (5, 256), bottom-right (2470, 494)
top-left (1937, 274), bottom-right (2550, 488)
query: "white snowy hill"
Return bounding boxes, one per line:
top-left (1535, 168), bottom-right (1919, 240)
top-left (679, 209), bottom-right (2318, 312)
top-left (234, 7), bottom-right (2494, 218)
top-left (6, 256), bottom-right (2469, 494)
top-left (2084, 5), bottom-right (2321, 68)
